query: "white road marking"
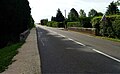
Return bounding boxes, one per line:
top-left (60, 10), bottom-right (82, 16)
top-left (92, 49), bottom-right (120, 63)
top-left (68, 38), bottom-right (86, 46)
top-left (58, 34), bottom-right (66, 38)
top-left (38, 25), bottom-right (120, 63)
top-left (41, 40), bottom-right (45, 46)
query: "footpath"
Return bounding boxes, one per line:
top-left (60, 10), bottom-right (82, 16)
top-left (1, 28), bottom-right (41, 74)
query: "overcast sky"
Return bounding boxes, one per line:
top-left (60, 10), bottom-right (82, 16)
top-left (28, 0), bottom-right (117, 23)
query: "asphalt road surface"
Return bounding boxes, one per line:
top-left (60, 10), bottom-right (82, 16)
top-left (37, 25), bottom-right (120, 74)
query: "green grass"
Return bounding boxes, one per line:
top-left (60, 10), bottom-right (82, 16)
top-left (96, 36), bottom-right (120, 42)
top-left (68, 29), bottom-right (120, 43)
top-left (0, 42), bottom-right (24, 73)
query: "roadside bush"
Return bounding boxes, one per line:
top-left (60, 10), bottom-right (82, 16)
top-left (47, 21), bottom-right (59, 27)
top-left (41, 19), bottom-right (48, 25)
top-left (91, 15), bottom-right (120, 38)
top-left (67, 22), bottom-right (81, 27)
top-left (79, 17), bottom-right (92, 28)
top-left (58, 22), bottom-right (64, 28)
top-left (112, 16), bottom-right (120, 38)
top-left (91, 16), bottom-right (102, 35)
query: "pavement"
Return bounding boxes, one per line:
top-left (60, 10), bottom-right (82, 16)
top-left (1, 28), bottom-right (41, 74)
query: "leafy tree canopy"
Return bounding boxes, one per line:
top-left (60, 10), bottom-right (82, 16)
top-left (88, 9), bottom-right (97, 17)
top-left (68, 8), bottom-right (79, 22)
top-left (106, 1), bottom-right (119, 15)
top-left (56, 8), bottom-right (65, 22)
top-left (79, 9), bottom-right (86, 17)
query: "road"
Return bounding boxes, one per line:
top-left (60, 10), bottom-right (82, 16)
top-left (37, 25), bottom-right (120, 73)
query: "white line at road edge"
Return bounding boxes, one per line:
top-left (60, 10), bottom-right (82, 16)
top-left (59, 34), bottom-right (120, 63)
top-left (68, 38), bottom-right (86, 46)
top-left (92, 49), bottom-right (120, 63)
top-left (40, 26), bottom-right (120, 63)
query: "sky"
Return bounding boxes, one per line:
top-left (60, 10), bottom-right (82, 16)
top-left (28, 0), bottom-right (117, 23)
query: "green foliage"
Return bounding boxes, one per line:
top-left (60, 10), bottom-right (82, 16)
top-left (47, 21), bottom-right (64, 28)
top-left (0, 0), bottom-right (32, 48)
top-left (41, 19), bottom-right (48, 25)
top-left (112, 16), bottom-right (120, 38)
top-left (96, 12), bottom-right (103, 16)
top-left (106, 1), bottom-right (119, 15)
top-left (115, 0), bottom-right (120, 6)
top-left (79, 17), bottom-right (92, 28)
top-left (88, 9), bottom-right (103, 17)
top-left (88, 9), bottom-right (98, 17)
top-left (91, 16), bottom-right (102, 27)
top-left (56, 9), bottom-right (65, 22)
top-left (29, 15), bottom-right (35, 29)
top-left (67, 22), bottom-right (81, 27)
top-left (79, 9), bottom-right (86, 17)
top-left (91, 15), bottom-right (120, 38)
top-left (68, 8), bottom-right (79, 22)
top-left (0, 42), bottom-right (23, 73)
top-left (47, 21), bottom-right (59, 27)
top-left (51, 16), bottom-right (56, 21)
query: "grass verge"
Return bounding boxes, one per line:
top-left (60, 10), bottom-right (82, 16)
top-left (96, 36), bottom-right (120, 42)
top-left (67, 29), bottom-right (120, 43)
top-left (0, 42), bottom-right (24, 73)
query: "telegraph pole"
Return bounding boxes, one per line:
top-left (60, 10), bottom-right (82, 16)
top-left (64, 10), bottom-right (67, 29)
top-left (65, 10), bottom-right (66, 19)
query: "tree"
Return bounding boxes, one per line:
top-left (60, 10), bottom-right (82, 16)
top-left (88, 9), bottom-right (97, 17)
top-left (96, 12), bottom-right (103, 16)
top-left (51, 16), bottom-right (56, 21)
top-left (106, 1), bottom-right (119, 15)
top-left (0, 0), bottom-right (32, 48)
top-left (68, 8), bottom-right (79, 22)
top-left (79, 9), bottom-right (86, 17)
top-left (55, 8), bottom-right (65, 22)
top-left (115, 0), bottom-right (120, 6)
top-left (41, 19), bottom-right (48, 25)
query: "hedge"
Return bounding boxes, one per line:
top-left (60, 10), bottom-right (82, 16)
top-left (67, 22), bottom-right (81, 27)
top-left (47, 21), bottom-right (58, 27)
top-left (79, 17), bottom-right (92, 28)
top-left (91, 15), bottom-right (120, 38)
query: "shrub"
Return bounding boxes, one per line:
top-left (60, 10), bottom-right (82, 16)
top-left (91, 16), bottom-right (101, 35)
top-left (67, 22), bottom-right (81, 27)
top-left (47, 21), bottom-right (59, 27)
top-left (112, 16), bottom-right (120, 38)
top-left (58, 22), bottom-right (65, 28)
top-left (79, 17), bottom-right (92, 28)
top-left (41, 19), bottom-right (48, 25)
top-left (91, 15), bottom-right (120, 38)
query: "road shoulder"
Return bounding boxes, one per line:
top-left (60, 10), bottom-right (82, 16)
top-left (1, 28), bottom-right (41, 74)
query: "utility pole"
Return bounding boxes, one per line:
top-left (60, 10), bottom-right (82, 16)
top-left (65, 10), bottom-right (66, 19)
top-left (64, 10), bottom-right (67, 29)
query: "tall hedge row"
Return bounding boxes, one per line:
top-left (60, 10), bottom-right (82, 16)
top-left (67, 22), bottom-right (81, 27)
top-left (91, 15), bottom-right (120, 38)
top-left (0, 0), bottom-right (34, 48)
top-left (47, 21), bottom-right (59, 27)
top-left (79, 17), bottom-right (92, 28)
top-left (47, 21), bottom-right (64, 28)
